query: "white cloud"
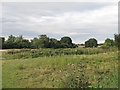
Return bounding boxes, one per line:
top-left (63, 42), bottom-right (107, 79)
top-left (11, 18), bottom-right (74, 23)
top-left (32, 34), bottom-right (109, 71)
top-left (21, 5), bottom-right (117, 35)
top-left (2, 2), bottom-right (118, 43)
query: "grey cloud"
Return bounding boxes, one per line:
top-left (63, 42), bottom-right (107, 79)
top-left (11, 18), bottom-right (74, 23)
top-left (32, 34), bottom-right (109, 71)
top-left (2, 2), bottom-right (118, 43)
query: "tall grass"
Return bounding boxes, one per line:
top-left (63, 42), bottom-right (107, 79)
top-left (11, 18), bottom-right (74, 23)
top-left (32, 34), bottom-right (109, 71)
top-left (2, 47), bottom-right (117, 60)
top-left (2, 51), bottom-right (118, 88)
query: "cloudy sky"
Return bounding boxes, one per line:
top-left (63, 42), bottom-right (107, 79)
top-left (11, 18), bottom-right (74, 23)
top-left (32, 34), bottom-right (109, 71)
top-left (1, 1), bottom-right (118, 44)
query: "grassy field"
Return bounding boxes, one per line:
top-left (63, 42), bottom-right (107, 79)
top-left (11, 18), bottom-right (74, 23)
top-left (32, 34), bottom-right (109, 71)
top-left (2, 48), bottom-right (119, 88)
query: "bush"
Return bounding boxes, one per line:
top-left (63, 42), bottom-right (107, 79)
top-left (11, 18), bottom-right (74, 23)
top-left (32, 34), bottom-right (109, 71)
top-left (85, 38), bottom-right (98, 48)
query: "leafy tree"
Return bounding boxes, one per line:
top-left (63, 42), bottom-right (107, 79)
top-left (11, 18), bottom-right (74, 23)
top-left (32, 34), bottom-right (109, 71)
top-left (31, 35), bottom-right (50, 49)
top-left (114, 34), bottom-right (120, 47)
top-left (85, 38), bottom-right (98, 48)
top-left (49, 38), bottom-right (60, 49)
top-left (72, 43), bottom-right (78, 48)
top-left (60, 43), bottom-right (69, 48)
top-left (38, 35), bottom-right (50, 48)
top-left (101, 38), bottom-right (114, 49)
top-left (13, 35), bottom-right (31, 49)
top-left (14, 35), bottom-right (23, 48)
top-left (31, 37), bottom-right (39, 49)
top-left (39, 35), bottom-right (47, 39)
top-left (104, 38), bottom-right (114, 47)
top-left (4, 35), bottom-right (31, 49)
top-left (21, 39), bottom-right (31, 48)
top-left (114, 34), bottom-right (120, 50)
top-left (60, 36), bottom-right (72, 44)
top-left (4, 40), bottom-right (14, 49)
top-left (8, 35), bottom-right (16, 42)
top-left (0, 37), bottom-right (5, 49)
top-left (2, 34), bottom-right (78, 49)
top-left (60, 36), bottom-right (74, 48)
top-left (85, 41), bottom-right (89, 48)
top-left (4, 35), bottom-right (16, 49)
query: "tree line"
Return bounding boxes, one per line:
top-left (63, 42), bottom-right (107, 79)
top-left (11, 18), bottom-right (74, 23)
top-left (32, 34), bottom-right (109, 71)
top-left (0, 34), bottom-right (120, 49)
top-left (0, 35), bottom-right (77, 49)
top-left (84, 34), bottom-right (120, 48)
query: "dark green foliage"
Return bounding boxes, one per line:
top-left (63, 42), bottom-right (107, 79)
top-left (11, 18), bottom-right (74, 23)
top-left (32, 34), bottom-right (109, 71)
top-left (104, 38), bottom-right (114, 47)
top-left (31, 35), bottom-right (77, 49)
top-left (85, 41), bottom-right (89, 48)
top-left (31, 38), bottom-right (39, 49)
top-left (49, 38), bottom-right (61, 49)
top-left (72, 43), bottom-right (78, 48)
top-left (0, 37), bottom-right (5, 49)
top-left (38, 35), bottom-right (50, 48)
top-left (2, 34), bottom-right (120, 49)
top-left (101, 38), bottom-right (114, 49)
top-left (3, 35), bottom-right (15, 49)
top-left (60, 36), bottom-right (77, 48)
top-left (114, 34), bottom-right (120, 49)
top-left (101, 34), bottom-right (120, 49)
top-left (85, 38), bottom-right (98, 48)
top-left (60, 36), bottom-right (72, 44)
top-left (2, 34), bottom-right (77, 49)
top-left (3, 35), bottom-right (31, 49)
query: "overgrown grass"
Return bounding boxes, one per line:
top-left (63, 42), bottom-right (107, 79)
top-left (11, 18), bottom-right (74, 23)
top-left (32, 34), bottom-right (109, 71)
top-left (2, 47), bottom-right (117, 60)
top-left (2, 50), bottom-right (118, 88)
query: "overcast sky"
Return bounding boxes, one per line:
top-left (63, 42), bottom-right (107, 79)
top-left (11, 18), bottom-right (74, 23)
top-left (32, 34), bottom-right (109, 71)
top-left (1, 1), bottom-right (118, 44)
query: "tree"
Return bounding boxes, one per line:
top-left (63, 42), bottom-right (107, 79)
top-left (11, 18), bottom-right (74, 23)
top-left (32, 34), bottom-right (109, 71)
top-left (14, 35), bottom-right (23, 49)
top-left (4, 35), bottom-right (31, 49)
top-left (31, 37), bottom-right (39, 49)
top-left (2, 34), bottom-right (78, 49)
top-left (60, 37), bottom-right (72, 44)
top-left (0, 37), bottom-right (5, 49)
top-left (31, 35), bottom-right (50, 49)
top-left (49, 38), bottom-right (60, 49)
top-left (60, 36), bottom-right (73, 48)
top-left (38, 35), bottom-right (50, 48)
top-left (21, 39), bottom-right (31, 48)
top-left (12, 35), bottom-right (31, 49)
top-left (72, 43), bottom-right (78, 48)
top-left (114, 34), bottom-right (120, 49)
top-left (85, 41), bottom-right (89, 48)
top-left (104, 38), bottom-right (114, 47)
top-left (4, 40), bottom-right (14, 49)
top-left (4, 35), bottom-right (16, 49)
top-left (85, 38), bottom-right (98, 48)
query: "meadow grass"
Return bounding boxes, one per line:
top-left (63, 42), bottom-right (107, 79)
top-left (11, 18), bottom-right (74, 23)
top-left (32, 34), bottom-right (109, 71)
top-left (2, 50), bottom-right (118, 88)
top-left (2, 47), bottom-right (117, 60)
